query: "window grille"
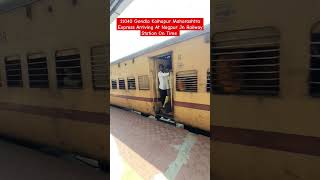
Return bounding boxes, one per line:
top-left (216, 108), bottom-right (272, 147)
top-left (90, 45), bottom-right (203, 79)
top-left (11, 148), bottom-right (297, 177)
top-left (91, 45), bottom-right (107, 90)
top-left (127, 77), bottom-right (136, 90)
top-left (119, 78), bottom-right (125, 89)
top-left (310, 25), bottom-right (320, 96)
top-left (138, 75), bottom-right (149, 90)
top-left (207, 70), bottom-right (210, 92)
top-left (111, 80), bottom-right (117, 89)
top-left (28, 53), bottom-right (49, 88)
top-left (5, 55), bottom-right (23, 87)
top-left (212, 28), bottom-right (280, 95)
top-left (55, 49), bottom-right (82, 89)
top-left (176, 70), bottom-right (198, 92)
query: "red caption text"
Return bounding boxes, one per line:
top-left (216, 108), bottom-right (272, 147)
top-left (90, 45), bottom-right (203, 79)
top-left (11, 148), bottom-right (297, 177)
top-left (116, 18), bottom-right (204, 36)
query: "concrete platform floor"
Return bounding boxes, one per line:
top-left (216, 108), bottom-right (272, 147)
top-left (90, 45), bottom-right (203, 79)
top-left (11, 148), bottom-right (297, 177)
top-left (110, 106), bottom-right (210, 180)
top-left (0, 139), bottom-right (107, 180)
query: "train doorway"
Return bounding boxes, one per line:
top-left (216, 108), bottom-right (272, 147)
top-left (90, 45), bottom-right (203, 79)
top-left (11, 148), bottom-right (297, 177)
top-left (152, 52), bottom-right (174, 120)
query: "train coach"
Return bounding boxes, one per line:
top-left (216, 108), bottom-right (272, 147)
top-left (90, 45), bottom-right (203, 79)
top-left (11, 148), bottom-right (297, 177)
top-left (0, 0), bottom-right (108, 170)
top-left (212, 0), bottom-right (320, 179)
top-left (110, 24), bottom-right (210, 132)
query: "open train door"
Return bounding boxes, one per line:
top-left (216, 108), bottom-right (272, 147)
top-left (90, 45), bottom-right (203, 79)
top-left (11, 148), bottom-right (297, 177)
top-left (151, 52), bottom-right (174, 121)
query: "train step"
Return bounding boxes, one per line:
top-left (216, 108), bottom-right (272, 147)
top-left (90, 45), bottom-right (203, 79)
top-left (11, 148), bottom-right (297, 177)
top-left (155, 113), bottom-right (175, 125)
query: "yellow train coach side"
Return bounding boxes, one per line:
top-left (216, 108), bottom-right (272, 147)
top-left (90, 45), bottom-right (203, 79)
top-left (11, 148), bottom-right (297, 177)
top-left (212, 1), bottom-right (320, 179)
top-left (0, 0), bottom-right (108, 169)
top-left (111, 25), bottom-right (210, 132)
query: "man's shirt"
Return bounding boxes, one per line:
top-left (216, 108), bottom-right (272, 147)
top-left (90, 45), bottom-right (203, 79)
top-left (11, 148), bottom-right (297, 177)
top-left (158, 71), bottom-right (170, 90)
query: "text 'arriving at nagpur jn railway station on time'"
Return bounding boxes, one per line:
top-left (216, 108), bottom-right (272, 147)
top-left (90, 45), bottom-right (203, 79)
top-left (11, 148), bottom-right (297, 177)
top-left (116, 18), bottom-right (204, 36)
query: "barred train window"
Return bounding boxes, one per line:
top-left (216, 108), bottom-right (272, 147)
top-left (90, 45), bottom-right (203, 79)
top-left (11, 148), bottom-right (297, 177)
top-left (91, 45), bottom-right (107, 90)
top-left (127, 77), bottom-right (136, 90)
top-left (310, 24), bottom-right (320, 96)
top-left (119, 78), bottom-right (125, 89)
top-left (207, 70), bottom-right (210, 92)
top-left (138, 75), bottom-right (149, 90)
top-left (55, 49), bottom-right (82, 89)
top-left (5, 55), bottom-right (23, 87)
top-left (28, 53), bottom-right (49, 88)
top-left (176, 70), bottom-right (198, 92)
top-left (212, 28), bottom-right (280, 95)
top-left (111, 80), bottom-right (117, 89)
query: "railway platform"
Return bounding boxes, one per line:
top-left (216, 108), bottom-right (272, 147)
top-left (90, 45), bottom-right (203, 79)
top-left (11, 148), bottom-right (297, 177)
top-left (0, 139), bottom-right (107, 180)
top-left (110, 106), bottom-right (210, 180)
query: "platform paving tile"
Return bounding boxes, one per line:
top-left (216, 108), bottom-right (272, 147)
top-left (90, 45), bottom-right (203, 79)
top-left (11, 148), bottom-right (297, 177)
top-left (110, 106), bottom-right (209, 180)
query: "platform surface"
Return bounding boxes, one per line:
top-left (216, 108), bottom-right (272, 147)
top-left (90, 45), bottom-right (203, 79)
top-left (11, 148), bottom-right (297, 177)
top-left (110, 106), bottom-right (210, 180)
top-left (0, 139), bottom-right (107, 180)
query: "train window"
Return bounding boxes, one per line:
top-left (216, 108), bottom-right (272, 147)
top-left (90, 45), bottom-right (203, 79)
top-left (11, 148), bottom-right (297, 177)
top-left (5, 55), bottom-right (23, 87)
top-left (91, 45), bottom-right (107, 90)
top-left (27, 53), bottom-right (49, 88)
top-left (127, 77), bottom-right (136, 90)
top-left (310, 24), bottom-right (320, 96)
top-left (138, 75), bottom-right (150, 90)
top-left (119, 78), bottom-right (125, 89)
top-left (207, 70), bottom-right (210, 92)
top-left (55, 49), bottom-right (82, 89)
top-left (212, 27), bottom-right (280, 96)
top-left (111, 80), bottom-right (117, 89)
top-left (176, 70), bottom-right (198, 92)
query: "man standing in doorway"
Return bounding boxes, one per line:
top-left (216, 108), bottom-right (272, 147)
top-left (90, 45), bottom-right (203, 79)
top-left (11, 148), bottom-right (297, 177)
top-left (158, 64), bottom-right (170, 110)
